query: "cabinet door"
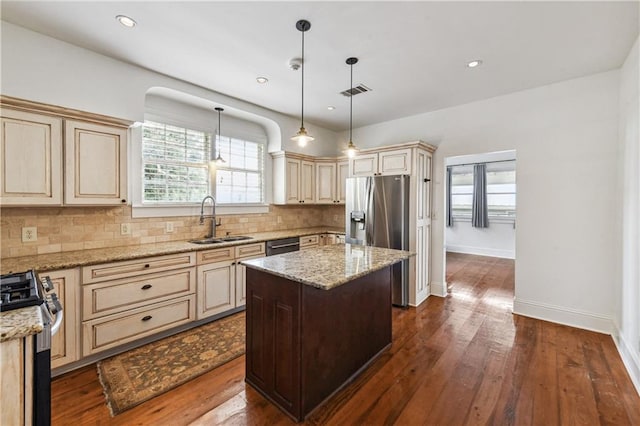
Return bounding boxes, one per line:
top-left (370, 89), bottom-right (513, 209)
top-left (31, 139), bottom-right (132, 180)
top-left (0, 109), bottom-right (62, 205)
top-left (349, 153), bottom-right (378, 177)
top-left (43, 269), bottom-right (80, 369)
top-left (197, 261), bottom-right (235, 319)
top-left (379, 148), bottom-right (412, 176)
top-left (315, 162), bottom-right (336, 204)
top-left (64, 120), bottom-right (127, 205)
top-left (285, 158), bottom-right (300, 204)
top-left (336, 161), bottom-right (349, 204)
top-left (235, 254), bottom-right (264, 308)
top-left (300, 160), bottom-right (315, 203)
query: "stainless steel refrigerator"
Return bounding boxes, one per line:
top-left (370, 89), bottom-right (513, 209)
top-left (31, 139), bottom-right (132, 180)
top-left (345, 175), bottom-right (410, 307)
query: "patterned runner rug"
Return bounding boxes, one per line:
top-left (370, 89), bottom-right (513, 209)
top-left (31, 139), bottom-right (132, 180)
top-left (97, 311), bottom-right (245, 416)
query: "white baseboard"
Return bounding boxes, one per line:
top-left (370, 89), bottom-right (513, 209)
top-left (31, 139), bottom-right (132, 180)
top-left (446, 245), bottom-right (515, 259)
top-left (410, 288), bottom-right (430, 307)
top-left (612, 326), bottom-right (640, 396)
top-left (430, 281), bottom-right (447, 298)
top-left (513, 297), bottom-right (614, 335)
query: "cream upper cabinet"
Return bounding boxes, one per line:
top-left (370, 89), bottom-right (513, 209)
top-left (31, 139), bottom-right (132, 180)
top-left (64, 120), bottom-right (128, 205)
top-left (316, 160), bottom-right (348, 204)
top-left (349, 148), bottom-right (412, 177)
top-left (315, 162), bottom-right (336, 204)
top-left (349, 153), bottom-right (378, 177)
top-left (273, 152), bottom-right (315, 204)
top-left (337, 160), bottom-right (349, 203)
top-left (0, 108), bottom-right (63, 205)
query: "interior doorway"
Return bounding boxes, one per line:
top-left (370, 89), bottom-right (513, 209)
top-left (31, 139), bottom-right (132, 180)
top-left (443, 150), bottom-right (516, 307)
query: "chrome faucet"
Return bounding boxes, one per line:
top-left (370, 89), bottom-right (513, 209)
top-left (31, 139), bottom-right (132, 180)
top-left (199, 195), bottom-right (218, 238)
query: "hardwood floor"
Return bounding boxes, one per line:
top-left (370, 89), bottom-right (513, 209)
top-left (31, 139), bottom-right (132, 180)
top-left (52, 252), bottom-right (640, 425)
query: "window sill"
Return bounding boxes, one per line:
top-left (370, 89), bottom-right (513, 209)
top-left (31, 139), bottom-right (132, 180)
top-left (451, 216), bottom-right (516, 224)
top-left (132, 203), bottom-right (270, 218)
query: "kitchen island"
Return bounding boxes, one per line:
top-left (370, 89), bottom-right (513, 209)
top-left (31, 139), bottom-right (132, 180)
top-left (241, 244), bottom-right (414, 422)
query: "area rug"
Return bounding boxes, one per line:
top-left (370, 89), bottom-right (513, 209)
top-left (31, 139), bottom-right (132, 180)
top-left (97, 311), bottom-right (245, 416)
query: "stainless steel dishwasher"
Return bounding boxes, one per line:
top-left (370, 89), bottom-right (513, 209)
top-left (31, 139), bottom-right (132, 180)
top-left (265, 237), bottom-right (300, 256)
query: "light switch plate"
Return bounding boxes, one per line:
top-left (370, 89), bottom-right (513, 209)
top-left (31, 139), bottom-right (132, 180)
top-left (120, 223), bottom-right (131, 235)
top-left (166, 222), bottom-right (174, 233)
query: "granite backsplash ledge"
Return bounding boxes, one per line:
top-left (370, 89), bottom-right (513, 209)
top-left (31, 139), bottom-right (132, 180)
top-left (0, 204), bottom-right (345, 258)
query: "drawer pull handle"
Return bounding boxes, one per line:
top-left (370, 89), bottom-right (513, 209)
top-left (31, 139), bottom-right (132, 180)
top-left (144, 264), bottom-right (150, 268)
top-left (142, 315), bottom-right (152, 322)
top-left (141, 284), bottom-right (152, 290)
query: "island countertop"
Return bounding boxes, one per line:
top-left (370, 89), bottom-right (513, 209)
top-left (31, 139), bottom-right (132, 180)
top-left (0, 306), bottom-right (43, 342)
top-left (241, 243), bottom-right (414, 290)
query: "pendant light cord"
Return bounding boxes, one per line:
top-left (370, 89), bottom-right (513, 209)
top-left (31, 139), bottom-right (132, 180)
top-left (301, 27), bottom-right (305, 129)
top-left (349, 62), bottom-right (353, 142)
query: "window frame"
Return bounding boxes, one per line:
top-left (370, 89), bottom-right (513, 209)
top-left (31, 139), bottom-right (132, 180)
top-left (130, 122), bottom-right (270, 219)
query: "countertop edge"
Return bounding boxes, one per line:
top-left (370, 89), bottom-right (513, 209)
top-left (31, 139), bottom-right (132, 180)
top-left (0, 305), bottom-right (44, 342)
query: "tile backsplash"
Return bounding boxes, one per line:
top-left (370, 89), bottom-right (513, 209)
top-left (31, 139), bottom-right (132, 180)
top-left (0, 204), bottom-right (345, 258)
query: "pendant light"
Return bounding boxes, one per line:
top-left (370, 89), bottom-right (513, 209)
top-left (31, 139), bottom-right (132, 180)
top-left (214, 107), bottom-right (226, 164)
top-left (345, 57), bottom-right (359, 158)
top-left (291, 19), bottom-right (314, 147)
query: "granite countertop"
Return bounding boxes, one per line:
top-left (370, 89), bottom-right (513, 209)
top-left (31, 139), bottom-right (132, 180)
top-left (0, 227), bottom-right (345, 274)
top-left (242, 243), bottom-right (414, 290)
top-left (0, 305), bottom-right (43, 342)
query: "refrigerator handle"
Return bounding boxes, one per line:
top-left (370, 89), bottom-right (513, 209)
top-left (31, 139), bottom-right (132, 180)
top-left (365, 177), bottom-right (374, 245)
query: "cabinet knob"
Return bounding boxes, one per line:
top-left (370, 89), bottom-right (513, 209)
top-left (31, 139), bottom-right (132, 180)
top-left (141, 315), bottom-right (152, 322)
top-left (141, 284), bottom-right (152, 290)
top-left (121, 199), bottom-right (127, 203)
top-left (144, 264), bottom-right (150, 268)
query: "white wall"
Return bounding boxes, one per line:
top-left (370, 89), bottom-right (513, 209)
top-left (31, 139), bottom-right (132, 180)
top-left (615, 35), bottom-right (640, 393)
top-left (0, 22), bottom-right (339, 157)
top-left (346, 70), bottom-right (621, 334)
top-left (446, 221), bottom-right (515, 259)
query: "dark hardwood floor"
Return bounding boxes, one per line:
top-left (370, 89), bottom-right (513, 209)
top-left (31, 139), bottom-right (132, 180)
top-left (52, 252), bottom-right (640, 425)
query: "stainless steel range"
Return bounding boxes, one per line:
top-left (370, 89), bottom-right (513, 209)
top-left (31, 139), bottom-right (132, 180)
top-left (0, 270), bottom-right (63, 426)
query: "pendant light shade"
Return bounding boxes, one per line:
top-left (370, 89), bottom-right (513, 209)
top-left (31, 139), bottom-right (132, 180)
top-left (291, 19), bottom-right (314, 147)
top-left (214, 107), bottom-right (226, 164)
top-left (345, 57), bottom-right (359, 158)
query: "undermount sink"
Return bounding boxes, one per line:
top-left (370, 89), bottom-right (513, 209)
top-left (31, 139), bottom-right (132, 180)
top-left (189, 238), bottom-right (224, 244)
top-left (220, 236), bottom-right (253, 242)
top-left (188, 236), bottom-right (253, 244)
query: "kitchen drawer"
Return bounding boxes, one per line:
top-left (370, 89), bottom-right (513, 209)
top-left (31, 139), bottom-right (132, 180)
top-left (300, 234), bottom-right (320, 248)
top-left (82, 252), bottom-right (196, 284)
top-left (82, 295), bottom-right (195, 356)
top-left (82, 267), bottom-right (196, 320)
top-left (197, 247), bottom-right (234, 265)
top-left (235, 242), bottom-right (265, 259)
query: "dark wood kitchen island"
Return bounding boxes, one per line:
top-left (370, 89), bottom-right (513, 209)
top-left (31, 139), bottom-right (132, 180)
top-left (241, 244), bottom-right (414, 422)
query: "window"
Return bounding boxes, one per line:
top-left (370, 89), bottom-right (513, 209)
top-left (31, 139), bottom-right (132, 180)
top-left (142, 121), bottom-right (210, 203)
top-left (142, 121), bottom-right (265, 205)
top-left (214, 135), bottom-right (264, 204)
top-left (450, 161), bottom-right (516, 219)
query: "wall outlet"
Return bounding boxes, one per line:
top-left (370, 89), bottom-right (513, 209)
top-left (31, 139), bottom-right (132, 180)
top-left (21, 227), bottom-right (37, 242)
top-left (165, 222), bottom-right (174, 233)
top-left (120, 223), bottom-right (131, 236)
top-left (333, 215), bottom-right (339, 222)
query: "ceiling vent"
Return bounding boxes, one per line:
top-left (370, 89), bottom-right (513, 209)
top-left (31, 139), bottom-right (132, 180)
top-left (340, 84), bottom-right (372, 97)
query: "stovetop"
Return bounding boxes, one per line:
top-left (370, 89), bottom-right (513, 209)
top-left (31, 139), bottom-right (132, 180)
top-left (0, 270), bottom-right (44, 312)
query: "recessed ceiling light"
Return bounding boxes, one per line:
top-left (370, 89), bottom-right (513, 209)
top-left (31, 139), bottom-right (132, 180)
top-left (327, 106), bottom-right (336, 111)
top-left (256, 77), bottom-right (268, 84)
top-left (116, 15), bottom-right (137, 28)
top-left (467, 59), bottom-right (483, 68)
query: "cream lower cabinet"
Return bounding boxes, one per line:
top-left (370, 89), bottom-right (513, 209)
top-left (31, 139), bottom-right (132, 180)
top-left (300, 234), bottom-right (320, 250)
top-left (41, 269), bottom-right (80, 369)
top-left (81, 252), bottom-right (196, 356)
top-left (0, 108), bottom-right (63, 205)
top-left (0, 336), bottom-right (33, 425)
top-left (234, 242), bottom-right (266, 307)
top-left (197, 243), bottom-right (266, 316)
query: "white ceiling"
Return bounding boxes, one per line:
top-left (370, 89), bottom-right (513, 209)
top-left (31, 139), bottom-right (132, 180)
top-left (1, 1), bottom-right (638, 131)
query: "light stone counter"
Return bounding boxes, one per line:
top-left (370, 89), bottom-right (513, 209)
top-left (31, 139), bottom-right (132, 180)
top-left (242, 243), bottom-right (414, 290)
top-left (0, 227), bottom-right (344, 274)
top-left (0, 305), bottom-right (43, 342)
